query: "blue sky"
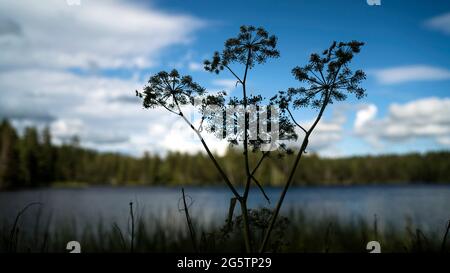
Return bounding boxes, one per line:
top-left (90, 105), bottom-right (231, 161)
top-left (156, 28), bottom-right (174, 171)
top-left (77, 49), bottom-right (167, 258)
top-left (0, 0), bottom-right (449, 157)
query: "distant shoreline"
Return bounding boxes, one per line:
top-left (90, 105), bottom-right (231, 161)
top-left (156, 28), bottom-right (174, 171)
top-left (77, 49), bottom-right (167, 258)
top-left (2, 182), bottom-right (449, 193)
top-left (1, 119), bottom-right (449, 191)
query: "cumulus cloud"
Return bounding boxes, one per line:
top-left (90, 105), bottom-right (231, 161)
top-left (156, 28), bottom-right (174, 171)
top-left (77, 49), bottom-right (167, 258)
top-left (308, 112), bottom-right (346, 154)
top-left (371, 65), bottom-right (450, 85)
top-left (147, 117), bottom-right (230, 156)
top-left (51, 118), bottom-right (129, 144)
top-left (0, 104), bottom-right (55, 122)
top-left (0, 1), bottom-right (221, 156)
top-left (287, 107), bottom-right (348, 156)
top-left (354, 104), bottom-right (377, 131)
top-left (188, 62), bottom-right (204, 72)
top-left (0, 0), bottom-right (203, 70)
top-left (354, 97), bottom-right (450, 147)
top-left (0, 17), bottom-right (22, 36)
top-left (309, 121), bottom-right (344, 152)
top-left (1, 69), bottom-right (140, 141)
top-left (0, 67), bottom-right (232, 155)
top-left (424, 12), bottom-right (450, 35)
top-left (211, 79), bottom-right (239, 93)
top-left (50, 119), bottom-right (84, 141)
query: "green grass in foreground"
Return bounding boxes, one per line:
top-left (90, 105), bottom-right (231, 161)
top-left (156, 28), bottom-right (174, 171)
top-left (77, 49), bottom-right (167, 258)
top-left (1, 206), bottom-right (449, 253)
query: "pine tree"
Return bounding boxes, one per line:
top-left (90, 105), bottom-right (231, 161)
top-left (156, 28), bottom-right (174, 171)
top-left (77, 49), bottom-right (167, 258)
top-left (0, 120), bottom-right (20, 189)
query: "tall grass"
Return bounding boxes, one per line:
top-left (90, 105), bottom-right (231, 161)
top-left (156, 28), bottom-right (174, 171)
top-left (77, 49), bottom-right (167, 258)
top-left (0, 204), bottom-right (448, 253)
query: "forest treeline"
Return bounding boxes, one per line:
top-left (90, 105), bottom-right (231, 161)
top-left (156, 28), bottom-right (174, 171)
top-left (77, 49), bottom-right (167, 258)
top-left (0, 119), bottom-right (449, 190)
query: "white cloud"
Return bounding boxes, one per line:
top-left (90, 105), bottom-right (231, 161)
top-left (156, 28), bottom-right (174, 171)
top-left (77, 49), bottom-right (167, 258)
top-left (371, 65), bottom-right (450, 85)
top-left (355, 97), bottom-right (450, 147)
top-left (188, 62), bottom-right (204, 71)
top-left (147, 118), bottom-right (229, 156)
top-left (425, 12), bottom-right (450, 35)
top-left (0, 1), bottom-right (218, 156)
top-left (0, 0), bottom-right (203, 70)
top-left (211, 79), bottom-right (239, 93)
top-left (0, 69), bottom-right (142, 146)
top-left (289, 107), bottom-right (348, 156)
top-left (438, 136), bottom-right (450, 146)
top-left (310, 121), bottom-right (343, 150)
top-left (167, 51), bottom-right (208, 72)
top-left (0, 68), bottom-right (230, 156)
top-left (354, 104), bottom-right (377, 131)
top-left (308, 121), bottom-right (345, 153)
top-left (51, 119), bottom-right (84, 141)
top-left (51, 118), bottom-right (129, 144)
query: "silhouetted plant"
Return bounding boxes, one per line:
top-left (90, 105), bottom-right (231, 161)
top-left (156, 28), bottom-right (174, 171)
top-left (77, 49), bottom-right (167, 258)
top-left (213, 207), bottom-right (289, 252)
top-left (136, 26), bottom-right (366, 253)
top-left (129, 202), bottom-right (135, 253)
top-left (441, 220), bottom-right (450, 253)
top-left (260, 41), bottom-right (366, 252)
top-left (7, 202), bottom-right (42, 253)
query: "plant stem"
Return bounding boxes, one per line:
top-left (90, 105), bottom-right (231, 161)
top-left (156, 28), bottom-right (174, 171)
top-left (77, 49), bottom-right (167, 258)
top-left (174, 94), bottom-right (252, 252)
top-left (129, 202), bottom-right (135, 253)
top-left (9, 202), bottom-right (42, 253)
top-left (441, 220), bottom-right (450, 253)
top-left (240, 49), bottom-right (253, 252)
top-left (239, 200), bottom-right (252, 252)
top-left (182, 188), bottom-right (198, 252)
top-left (242, 49), bottom-right (252, 201)
top-left (112, 222), bottom-right (127, 251)
top-left (173, 94), bottom-right (241, 199)
top-left (259, 91), bottom-right (330, 253)
top-left (259, 135), bottom-right (308, 252)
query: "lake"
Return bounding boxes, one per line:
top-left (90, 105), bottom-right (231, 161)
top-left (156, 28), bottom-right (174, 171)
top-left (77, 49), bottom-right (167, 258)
top-left (1, 184), bottom-right (449, 235)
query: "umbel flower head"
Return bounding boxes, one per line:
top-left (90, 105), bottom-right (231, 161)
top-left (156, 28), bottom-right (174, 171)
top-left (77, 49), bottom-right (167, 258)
top-left (136, 69), bottom-right (229, 133)
top-left (136, 69), bottom-right (206, 112)
top-left (274, 41), bottom-right (366, 111)
top-left (204, 25), bottom-right (280, 74)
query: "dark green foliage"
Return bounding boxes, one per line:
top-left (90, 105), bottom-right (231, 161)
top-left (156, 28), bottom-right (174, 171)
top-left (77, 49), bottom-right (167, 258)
top-left (0, 120), bottom-right (20, 189)
top-left (0, 119), bottom-right (449, 190)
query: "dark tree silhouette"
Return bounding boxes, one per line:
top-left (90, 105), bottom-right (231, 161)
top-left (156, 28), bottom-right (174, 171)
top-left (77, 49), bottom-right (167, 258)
top-left (136, 26), bottom-right (366, 253)
top-left (3, 120), bottom-right (450, 191)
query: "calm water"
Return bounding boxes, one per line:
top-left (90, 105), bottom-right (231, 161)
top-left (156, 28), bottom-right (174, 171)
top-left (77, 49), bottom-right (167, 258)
top-left (0, 185), bottom-right (449, 234)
